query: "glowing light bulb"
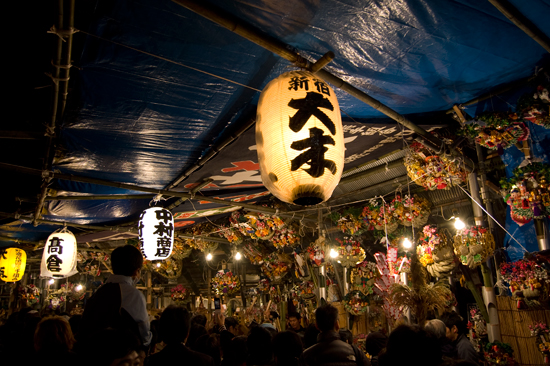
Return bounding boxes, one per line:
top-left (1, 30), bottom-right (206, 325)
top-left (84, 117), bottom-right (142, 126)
top-left (76, 284), bottom-right (83, 291)
top-left (402, 238), bottom-right (412, 249)
top-left (48, 279), bottom-right (54, 285)
top-left (156, 262), bottom-right (161, 268)
top-left (235, 252), bottom-right (242, 260)
top-left (206, 253), bottom-right (213, 261)
top-left (454, 217), bottom-right (466, 230)
top-left (330, 248), bottom-right (339, 258)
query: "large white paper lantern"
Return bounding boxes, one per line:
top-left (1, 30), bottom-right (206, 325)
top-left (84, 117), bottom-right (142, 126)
top-left (40, 228), bottom-right (78, 278)
top-left (256, 70), bottom-right (344, 205)
top-left (138, 207), bottom-right (174, 260)
top-left (0, 248), bottom-right (27, 282)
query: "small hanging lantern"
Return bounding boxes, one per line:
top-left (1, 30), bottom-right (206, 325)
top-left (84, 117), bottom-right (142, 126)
top-left (256, 70), bottom-right (344, 205)
top-left (0, 248), bottom-right (27, 282)
top-left (138, 207), bottom-right (174, 260)
top-left (40, 228), bottom-right (78, 278)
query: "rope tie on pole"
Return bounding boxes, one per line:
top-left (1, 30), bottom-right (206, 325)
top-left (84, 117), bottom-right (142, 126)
top-left (47, 26), bottom-right (79, 41)
top-left (51, 60), bottom-right (73, 70)
top-left (44, 73), bottom-right (70, 86)
top-left (44, 125), bottom-right (55, 137)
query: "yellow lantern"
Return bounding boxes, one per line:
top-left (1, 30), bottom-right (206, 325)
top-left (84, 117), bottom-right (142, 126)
top-left (0, 248), bottom-right (27, 282)
top-left (256, 70), bottom-right (344, 205)
top-left (40, 228), bottom-right (78, 278)
top-left (138, 207), bottom-right (174, 260)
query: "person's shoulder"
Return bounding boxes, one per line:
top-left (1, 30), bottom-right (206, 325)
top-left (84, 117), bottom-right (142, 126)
top-left (185, 347), bottom-right (215, 365)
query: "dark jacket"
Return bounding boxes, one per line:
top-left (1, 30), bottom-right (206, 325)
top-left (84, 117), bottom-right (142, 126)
top-left (300, 330), bottom-right (370, 366)
top-left (454, 333), bottom-right (479, 365)
top-left (146, 343), bottom-right (215, 366)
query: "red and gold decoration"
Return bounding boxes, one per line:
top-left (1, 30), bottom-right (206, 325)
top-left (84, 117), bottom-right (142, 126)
top-left (242, 241), bottom-right (267, 265)
top-left (218, 226), bottom-right (243, 245)
top-left (144, 257), bottom-right (182, 279)
top-left (170, 284), bottom-right (190, 305)
top-left (362, 199), bottom-right (398, 232)
top-left (461, 112), bottom-right (529, 153)
top-left (518, 85), bottom-right (550, 128)
top-left (261, 252), bottom-right (291, 282)
top-left (529, 321), bottom-right (550, 363)
top-left (244, 213), bottom-right (274, 240)
top-left (393, 195), bottom-right (431, 227)
top-left (499, 257), bottom-right (549, 308)
top-left (255, 70), bottom-right (345, 206)
top-left (484, 342), bottom-right (518, 366)
top-left (404, 141), bottom-right (467, 190)
top-left (19, 284), bottom-right (40, 306)
top-left (212, 269), bottom-right (241, 296)
top-left (271, 226), bottom-right (300, 249)
top-left (501, 163), bottom-right (550, 226)
top-left (335, 237), bottom-right (366, 267)
top-left (417, 225), bottom-right (455, 278)
top-left (350, 260), bottom-right (378, 295)
top-left (0, 248), bottom-right (26, 282)
top-left (453, 226), bottom-right (495, 268)
top-left (343, 290), bottom-right (370, 315)
top-left (307, 236), bottom-right (326, 267)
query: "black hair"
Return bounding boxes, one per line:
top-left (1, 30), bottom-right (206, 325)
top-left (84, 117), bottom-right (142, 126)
top-left (315, 304), bottom-right (339, 332)
top-left (159, 305), bottom-right (191, 345)
top-left (339, 328), bottom-right (353, 345)
top-left (439, 311), bottom-right (467, 335)
top-left (303, 323), bottom-right (320, 349)
top-left (191, 314), bottom-right (207, 327)
top-left (273, 331), bottom-right (303, 365)
top-left (224, 316), bottom-right (239, 330)
top-left (186, 323), bottom-right (208, 350)
top-left (194, 333), bottom-right (221, 366)
top-left (378, 324), bottom-right (441, 366)
top-left (111, 245), bottom-right (143, 276)
top-left (287, 311), bottom-right (301, 320)
top-left (247, 325), bottom-right (273, 365)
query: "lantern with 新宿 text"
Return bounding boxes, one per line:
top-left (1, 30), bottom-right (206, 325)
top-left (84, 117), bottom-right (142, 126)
top-left (0, 248), bottom-right (27, 282)
top-left (256, 70), bottom-right (344, 205)
top-left (40, 228), bottom-right (78, 278)
top-left (138, 207), bottom-right (174, 261)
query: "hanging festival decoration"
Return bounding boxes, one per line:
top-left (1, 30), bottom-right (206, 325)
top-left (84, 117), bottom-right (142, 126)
top-left (343, 290), bottom-right (370, 315)
top-left (212, 269), bottom-right (241, 296)
top-left (393, 195), bottom-right (431, 227)
top-left (138, 207), bottom-right (174, 261)
top-left (258, 278), bottom-right (271, 293)
top-left (293, 280), bottom-right (316, 300)
top-left (19, 284), bottom-right (40, 306)
top-left (255, 70), bottom-right (345, 206)
top-left (244, 213), bottom-right (274, 240)
top-left (170, 239), bottom-right (193, 260)
top-left (41, 228), bottom-right (78, 279)
top-left (242, 241), bottom-right (268, 265)
top-left (307, 236), bottom-right (326, 267)
top-left (261, 252), bottom-right (291, 282)
top-left (501, 163), bottom-right (550, 225)
top-left (484, 342), bottom-right (518, 366)
top-left (518, 85), bottom-right (550, 128)
top-left (373, 253), bottom-right (401, 324)
top-left (230, 211), bottom-right (259, 239)
top-left (362, 199), bottom-right (398, 232)
top-left (453, 226), bottom-right (495, 268)
top-left (529, 321), bottom-right (550, 363)
top-left (389, 252), bottom-right (453, 326)
top-left (170, 284), bottom-right (190, 306)
top-left (416, 225), bottom-right (455, 278)
top-left (499, 258), bottom-right (549, 308)
top-left (0, 248), bottom-right (26, 282)
top-left (330, 207), bottom-right (365, 236)
top-left (350, 261), bottom-right (378, 295)
top-left (468, 306), bottom-right (488, 353)
top-left (335, 237), bottom-right (366, 267)
top-left (67, 282), bottom-right (86, 301)
top-left (144, 257), bottom-right (182, 279)
top-left (218, 226), bottom-right (243, 245)
top-left (77, 251), bottom-right (109, 277)
top-left (460, 112), bottom-right (529, 153)
top-left (404, 141), bottom-right (467, 190)
top-left (271, 226), bottom-right (300, 249)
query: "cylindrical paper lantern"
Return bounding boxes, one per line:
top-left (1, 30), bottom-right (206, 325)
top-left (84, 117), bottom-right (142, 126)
top-left (0, 248), bottom-right (27, 282)
top-left (256, 70), bottom-right (344, 205)
top-left (138, 207), bottom-right (174, 260)
top-left (40, 229), bottom-right (78, 278)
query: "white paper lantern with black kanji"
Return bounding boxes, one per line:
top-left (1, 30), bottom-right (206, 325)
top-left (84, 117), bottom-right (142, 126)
top-left (40, 229), bottom-right (78, 279)
top-left (256, 70), bottom-right (344, 206)
top-left (138, 207), bottom-right (174, 261)
top-left (0, 248), bottom-right (27, 282)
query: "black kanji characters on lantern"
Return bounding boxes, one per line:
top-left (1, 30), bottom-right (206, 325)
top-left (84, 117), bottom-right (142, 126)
top-left (0, 267), bottom-right (6, 279)
top-left (155, 209), bottom-right (173, 223)
top-left (290, 127), bottom-right (337, 177)
top-left (47, 237), bottom-right (64, 255)
top-left (288, 76), bottom-right (331, 96)
top-left (288, 92), bottom-right (336, 135)
top-left (153, 221), bottom-right (173, 238)
top-left (155, 237), bottom-right (172, 258)
top-left (47, 254), bottom-right (63, 272)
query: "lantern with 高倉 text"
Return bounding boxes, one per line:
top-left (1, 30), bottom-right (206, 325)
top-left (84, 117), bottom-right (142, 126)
top-left (138, 207), bottom-right (174, 260)
top-left (0, 248), bottom-right (27, 282)
top-left (256, 70), bottom-right (344, 206)
top-left (40, 228), bottom-right (78, 278)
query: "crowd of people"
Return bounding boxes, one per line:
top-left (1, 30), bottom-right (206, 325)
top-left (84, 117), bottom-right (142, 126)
top-left (0, 245), bottom-right (482, 366)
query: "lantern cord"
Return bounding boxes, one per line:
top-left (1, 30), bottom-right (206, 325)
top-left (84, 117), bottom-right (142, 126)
top-left (400, 124), bottom-right (415, 245)
top-left (78, 30), bottom-right (262, 92)
top-left (456, 184), bottom-right (528, 253)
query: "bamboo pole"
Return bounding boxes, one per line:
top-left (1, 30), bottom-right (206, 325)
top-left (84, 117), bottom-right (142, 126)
top-left (488, 0), bottom-right (550, 53)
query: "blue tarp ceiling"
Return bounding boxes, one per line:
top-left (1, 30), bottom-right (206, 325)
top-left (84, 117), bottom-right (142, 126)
top-left (2, 0), bottom-right (550, 252)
